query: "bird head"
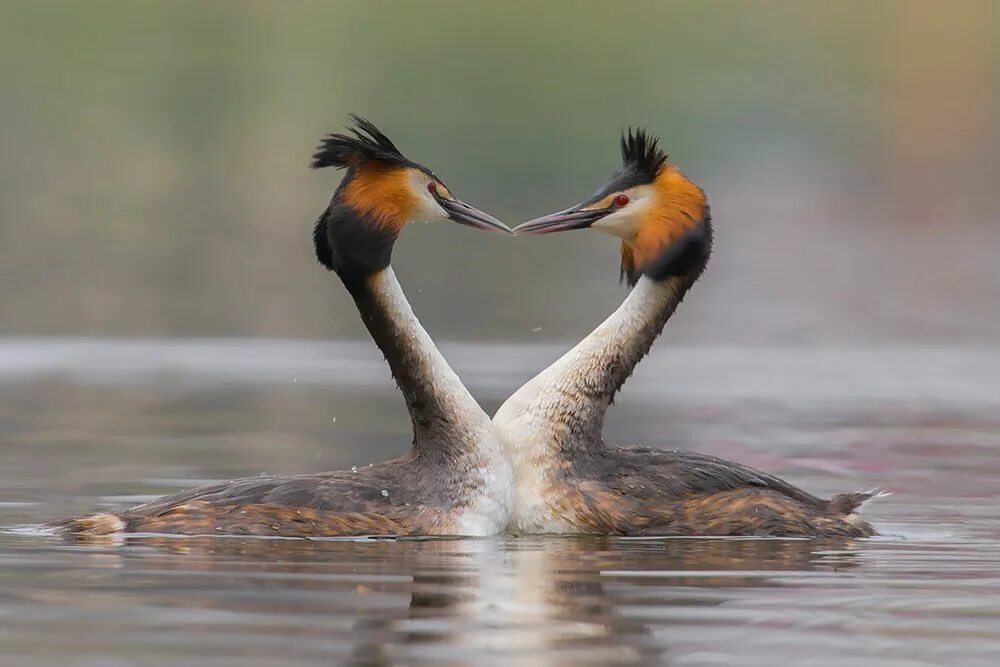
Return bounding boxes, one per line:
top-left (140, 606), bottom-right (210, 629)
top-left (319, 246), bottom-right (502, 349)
top-left (515, 128), bottom-right (711, 285)
top-left (312, 115), bottom-right (510, 277)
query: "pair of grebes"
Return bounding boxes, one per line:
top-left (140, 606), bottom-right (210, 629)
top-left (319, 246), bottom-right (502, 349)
top-left (58, 116), bottom-right (878, 539)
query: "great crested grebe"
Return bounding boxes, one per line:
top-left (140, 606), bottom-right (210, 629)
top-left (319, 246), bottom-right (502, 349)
top-left (56, 116), bottom-right (515, 539)
top-left (495, 128), bottom-right (879, 537)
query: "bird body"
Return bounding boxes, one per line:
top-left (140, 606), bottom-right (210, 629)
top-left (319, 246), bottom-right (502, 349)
top-left (499, 129), bottom-right (878, 538)
top-left (56, 117), bottom-right (514, 539)
top-left (55, 121), bottom-right (879, 541)
top-left (60, 457), bottom-right (507, 539)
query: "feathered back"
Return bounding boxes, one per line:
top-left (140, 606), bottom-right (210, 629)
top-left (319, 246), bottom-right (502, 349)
top-left (311, 115), bottom-right (412, 170)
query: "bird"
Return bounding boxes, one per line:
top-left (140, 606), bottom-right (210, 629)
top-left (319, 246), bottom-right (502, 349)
top-left (494, 127), bottom-right (880, 538)
top-left (54, 115), bottom-right (515, 539)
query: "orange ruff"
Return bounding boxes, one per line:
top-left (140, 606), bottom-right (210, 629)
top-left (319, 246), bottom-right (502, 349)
top-left (622, 166), bottom-right (707, 277)
top-left (341, 164), bottom-right (416, 234)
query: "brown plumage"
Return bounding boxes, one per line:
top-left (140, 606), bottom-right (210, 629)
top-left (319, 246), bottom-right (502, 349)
top-left (341, 162), bottom-right (418, 234)
top-left (503, 127), bottom-right (881, 538)
top-left (53, 116), bottom-right (513, 540)
top-left (53, 460), bottom-right (468, 539)
top-left (539, 448), bottom-right (876, 538)
top-left (58, 503), bottom-right (410, 538)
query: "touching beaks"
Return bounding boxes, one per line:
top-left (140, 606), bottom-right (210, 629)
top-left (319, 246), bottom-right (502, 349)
top-left (514, 204), bottom-right (611, 235)
top-left (434, 192), bottom-right (513, 235)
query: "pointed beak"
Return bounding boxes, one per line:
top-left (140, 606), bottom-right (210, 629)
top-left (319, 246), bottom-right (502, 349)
top-left (514, 204), bottom-right (611, 235)
top-left (437, 196), bottom-right (513, 235)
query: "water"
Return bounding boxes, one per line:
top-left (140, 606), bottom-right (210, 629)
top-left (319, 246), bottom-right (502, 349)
top-left (2, 340), bottom-right (1000, 666)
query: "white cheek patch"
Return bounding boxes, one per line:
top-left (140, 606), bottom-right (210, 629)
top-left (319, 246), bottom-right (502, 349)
top-left (592, 197), bottom-right (651, 240)
top-left (590, 185), bottom-right (654, 240)
top-left (407, 172), bottom-right (449, 222)
top-left (418, 194), bottom-right (449, 222)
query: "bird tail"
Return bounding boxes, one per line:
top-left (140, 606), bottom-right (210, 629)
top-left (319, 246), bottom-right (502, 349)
top-left (828, 488), bottom-right (889, 516)
top-left (51, 513), bottom-right (126, 537)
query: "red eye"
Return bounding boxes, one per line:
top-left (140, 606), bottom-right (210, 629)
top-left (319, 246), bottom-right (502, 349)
top-left (613, 194), bottom-right (630, 208)
top-left (427, 182), bottom-right (438, 195)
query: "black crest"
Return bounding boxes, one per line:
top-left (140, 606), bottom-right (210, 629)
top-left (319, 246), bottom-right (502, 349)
top-left (582, 127), bottom-right (670, 206)
top-left (311, 115), bottom-right (415, 280)
top-left (311, 115), bottom-right (413, 170)
top-left (620, 127), bottom-right (668, 181)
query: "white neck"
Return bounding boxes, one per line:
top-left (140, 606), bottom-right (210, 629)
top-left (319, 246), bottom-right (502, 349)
top-left (355, 268), bottom-right (513, 534)
top-left (364, 268), bottom-right (497, 456)
top-left (494, 273), bottom-right (692, 480)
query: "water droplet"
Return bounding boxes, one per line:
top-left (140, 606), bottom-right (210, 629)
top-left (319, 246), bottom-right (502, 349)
top-left (532, 326), bottom-right (543, 332)
top-left (381, 489), bottom-right (389, 497)
top-left (331, 417), bottom-right (337, 424)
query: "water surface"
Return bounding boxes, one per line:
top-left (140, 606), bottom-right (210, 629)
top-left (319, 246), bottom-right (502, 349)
top-left (2, 340), bottom-right (999, 666)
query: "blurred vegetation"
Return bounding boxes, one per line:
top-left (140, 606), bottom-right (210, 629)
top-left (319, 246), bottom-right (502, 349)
top-left (0, 1), bottom-right (997, 343)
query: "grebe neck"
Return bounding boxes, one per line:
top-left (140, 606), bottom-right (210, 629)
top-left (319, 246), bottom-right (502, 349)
top-left (345, 267), bottom-right (497, 461)
top-left (494, 272), bottom-right (698, 461)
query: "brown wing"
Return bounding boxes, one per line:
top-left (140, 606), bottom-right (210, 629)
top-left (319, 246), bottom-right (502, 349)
top-left (55, 462), bottom-right (455, 538)
top-left (126, 455), bottom-right (462, 519)
top-left (122, 501), bottom-right (417, 537)
top-left (603, 447), bottom-right (830, 509)
top-left (563, 485), bottom-right (874, 538)
top-left (648, 489), bottom-right (874, 537)
top-left (130, 469), bottom-right (416, 517)
top-left (563, 448), bottom-right (877, 537)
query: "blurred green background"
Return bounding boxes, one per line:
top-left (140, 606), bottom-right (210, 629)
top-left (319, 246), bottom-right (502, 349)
top-left (1, 0), bottom-right (997, 344)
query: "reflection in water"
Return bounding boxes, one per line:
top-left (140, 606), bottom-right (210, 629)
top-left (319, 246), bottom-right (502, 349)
top-left (59, 535), bottom-right (861, 666)
top-left (2, 364), bottom-right (1000, 665)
